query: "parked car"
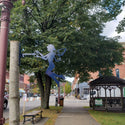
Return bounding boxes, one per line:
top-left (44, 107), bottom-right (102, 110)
top-left (33, 94), bottom-right (40, 98)
top-left (4, 96), bottom-right (8, 109)
top-left (33, 94), bottom-right (38, 98)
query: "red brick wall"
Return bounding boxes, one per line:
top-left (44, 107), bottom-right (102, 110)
top-left (24, 74), bottom-right (30, 85)
top-left (89, 72), bottom-right (99, 80)
top-left (5, 71), bottom-right (25, 89)
top-left (112, 64), bottom-right (125, 79)
top-left (72, 74), bottom-right (79, 90)
top-left (89, 64), bottom-right (125, 80)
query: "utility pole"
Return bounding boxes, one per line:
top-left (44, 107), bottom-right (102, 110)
top-left (0, 1), bottom-right (13, 124)
top-left (58, 86), bottom-right (60, 106)
top-left (9, 41), bottom-right (20, 125)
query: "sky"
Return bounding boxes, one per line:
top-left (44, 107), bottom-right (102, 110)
top-left (102, 7), bottom-right (125, 42)
top-left (65, 77), bottom-right (74, 83)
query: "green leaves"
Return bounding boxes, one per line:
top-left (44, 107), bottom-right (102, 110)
top-left (7, 0), bottom-right (124, 82)
top-left (116, 18), bottom-right (125, 33)
top-left (65, 82), bottom-right (71, 95)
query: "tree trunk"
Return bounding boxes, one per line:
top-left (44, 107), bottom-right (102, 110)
top-left (35, 71), bottom-right (44, 108)
top-left (9, 41), bottom-right (20, 125)
top-left (44, 75), bottom-right (52, 109)
top-left (35, 71), bottom-right (52, 109)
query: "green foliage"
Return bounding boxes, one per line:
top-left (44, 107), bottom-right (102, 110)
top-left (31, 84), bottom-right (40, 94)
top-left (28, 75), bottom-right (36, 83)
top-left (60, 86), bottom-right (64, 94)
top-left (8, 0), bottom-right (124, 82)
top-left (116, 18), bottom-right (125, 33)
top-left (65, 82), bottom-right (71, 95)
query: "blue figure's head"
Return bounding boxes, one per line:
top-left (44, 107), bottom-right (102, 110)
top-left (47, 44), bottom-right (55, 52)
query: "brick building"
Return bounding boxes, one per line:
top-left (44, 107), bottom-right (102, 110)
top-left (72, 42), bottom-right (125, 90)
top-left (90, 42), bottom-right (125, 80)
top-left (5, 71), bottom-right (30, 93)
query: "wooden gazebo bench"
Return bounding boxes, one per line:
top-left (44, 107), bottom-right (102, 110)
top-left (23, 110), bottom-right (43, 124)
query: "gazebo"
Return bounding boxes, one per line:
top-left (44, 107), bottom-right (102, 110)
top-left (89, 76), bottom-right (125, 111)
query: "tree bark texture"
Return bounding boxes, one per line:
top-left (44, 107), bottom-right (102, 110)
top-left (35, 71), bottom-right (52, 109)
top-left (9, 41), bottom-right (20, 125)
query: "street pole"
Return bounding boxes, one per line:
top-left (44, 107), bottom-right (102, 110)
top-left (58, 86), bottom-right (60, 106)
top-left (0, 1), bottom-right (13, 124)
top-left (9, 41), bottom-right (20, 125)
top-left (0, 1), bottom-right (25, 124)
top-left (64, 83), bottom-right (65, 98)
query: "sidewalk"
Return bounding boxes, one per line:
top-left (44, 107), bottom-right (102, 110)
top-left (55, 97), bottom-right (100, 125)
top-left (20, 96), bottom-right (100, 125)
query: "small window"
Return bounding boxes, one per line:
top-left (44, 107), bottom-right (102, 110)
top-left (116, 68), bottom-right (120, 78)
top-left (84, 88), bottom-right (89, 94)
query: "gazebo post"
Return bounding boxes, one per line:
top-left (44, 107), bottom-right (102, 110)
top-left (97, 87), bottom-right (99, 97)
top-left (90, 87), bottom-right (91, 107)
top-left (92, 88), bottom-right (95, 110)
top-left (105, 87), bottom-right (107, 111)
top-left (97, 86), bottom-right (101, 97)
top-left (90, 86), bottom-right (93, 107)
top-left (108, 87), bottom-right (112, 97)
top-left (120, 86), bottom-right (123, 111)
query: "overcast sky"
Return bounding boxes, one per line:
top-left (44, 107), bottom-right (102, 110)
top-left (102, 7), bottom-right (125, 42)
top-left (65, 77), bottom-right (74, 83)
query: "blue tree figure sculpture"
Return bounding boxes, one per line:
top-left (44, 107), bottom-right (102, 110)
top-left (35, 44), bottom-right (66, 87)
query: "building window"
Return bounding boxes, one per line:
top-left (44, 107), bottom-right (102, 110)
top-left (83, 88), bottom-right (89, 94)
top-left (116, 68), bottom-right (120, 78)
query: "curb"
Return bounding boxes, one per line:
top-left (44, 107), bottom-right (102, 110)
top-left (87, 109), bottom-right (100, 125)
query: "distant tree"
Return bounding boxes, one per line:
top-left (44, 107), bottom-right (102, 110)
top-left (65, 82), bottom-right (71, 95)
top-left (31, 84), bottom-right (40, 94)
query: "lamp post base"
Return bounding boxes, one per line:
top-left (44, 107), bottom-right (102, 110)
top-left (0, 118), bottom-right (5, 125)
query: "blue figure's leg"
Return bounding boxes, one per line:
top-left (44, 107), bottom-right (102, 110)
top-left (58, 75), bottom-right (65, 79)
top-left (48, 72), bottom-right (65, 80)
top-left (46, 70), bottom-right (60, 87)
top-left (51, 76), bottom-right (60, 87)
top-left (51, 72), bottom-right (59, 77)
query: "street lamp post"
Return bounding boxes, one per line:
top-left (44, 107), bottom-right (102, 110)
top-left (0, 0), bottom-right (25, 124)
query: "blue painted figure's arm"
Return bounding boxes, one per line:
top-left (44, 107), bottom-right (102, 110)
top-left (55, 48), bottom-right (66, 62)
top-left (35, 50), bottom-right (48, 60)
top-left (57, 48), bottom-right (66, 56)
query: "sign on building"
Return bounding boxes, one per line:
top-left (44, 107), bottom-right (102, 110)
top-left (95, 99), bottom-right (103, 106)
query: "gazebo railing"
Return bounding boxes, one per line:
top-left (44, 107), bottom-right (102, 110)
top-left (90, 97), bottom-right (124, 111)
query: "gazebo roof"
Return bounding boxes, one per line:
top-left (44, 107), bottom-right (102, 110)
top-left (89, 76), bottom-right (125, 86)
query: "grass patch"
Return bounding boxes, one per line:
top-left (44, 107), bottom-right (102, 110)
top-left (43, 106), bottom-right (63, 125)
top-left (89, 110), bottom-right (125, 125)
top-left (83, 106), bottom-right (90, 109)
top-left (5, 106), bottom-right (62, 125)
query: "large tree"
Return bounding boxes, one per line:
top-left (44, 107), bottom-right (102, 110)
top-left (8, 0), bottom-right (124, 108)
